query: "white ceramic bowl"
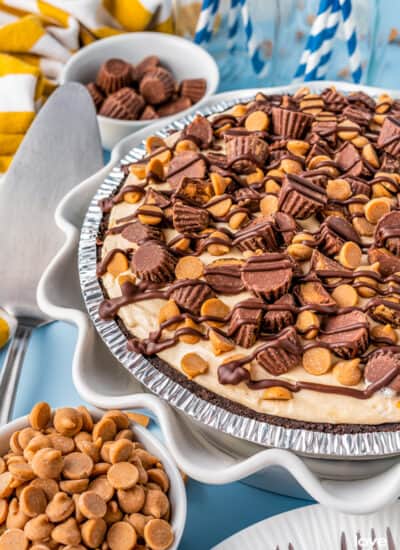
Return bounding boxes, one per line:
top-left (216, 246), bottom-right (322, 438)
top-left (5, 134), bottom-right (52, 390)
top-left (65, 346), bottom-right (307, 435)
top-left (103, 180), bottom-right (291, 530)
top-left (0, 409), bottom-right (187, 549)
top-left (61, 32), bottom-right (219, 150)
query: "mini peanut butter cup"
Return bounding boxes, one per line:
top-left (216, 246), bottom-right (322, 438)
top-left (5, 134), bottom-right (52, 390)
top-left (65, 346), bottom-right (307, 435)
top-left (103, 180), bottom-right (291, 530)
top-left (170, 280), bottom-right (214, 314)
top-left (167, 151), bottom-right (206, 187)
top-left (364, 349), bottom-right (400, 392)
top-left (225, 135), bottom-right (269, 174)
top-left (233, 216), bottom-right (278, 252)
top-left (278, 174), bottom-right (327, 219)
top-left (319, 310), bottom-right (369, 359)
top-left (334, 142), bottom-right (363, 177)
top-left (319, 215), bottom-right (362, 257)
top-left (86, 82), bottom-right (105, 111)
top-left (100, 88), bottom-right (145, 120)
top-left (157, 96), bottom-right (192, 117)
top-left (374, 211), bottom-right (400, 256)
top-left (121, 221), bottom-right (163, 244)
top-left (172, 201), bottom-right (209, 233)
top-left (139, 68), bottom-right (175, 105)
top-left (204, 259), bottom-right (244, 294)
top-left (140, 105), bottom-right (159, 120)
top-left (96, 58), bottom-right (133, 94)
top-left (180, 78), bottom-right (206, 103)
top-left (241, 252), bottom-right (294, 301)
top-left (263, 294), bottom-right (295, 333)
top-left (183, 115), bottom-right (213, 148)
top-left (132, 241), bottom-right (176, 283)
top-left (271, 107), bottom-right (312, 138)
top-left (135, 55), bottom-right (160, 80)
top-left (257, 327), bottom-right (302, 375)
top-left (377, 116), bottom-right (400, 156)
top-left (227, 298), bottom-right (264, 348)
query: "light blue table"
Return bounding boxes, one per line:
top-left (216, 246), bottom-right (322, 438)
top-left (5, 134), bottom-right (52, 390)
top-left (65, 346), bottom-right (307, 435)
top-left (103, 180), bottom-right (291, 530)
top-left (4, 44), bottom-right (400, 546)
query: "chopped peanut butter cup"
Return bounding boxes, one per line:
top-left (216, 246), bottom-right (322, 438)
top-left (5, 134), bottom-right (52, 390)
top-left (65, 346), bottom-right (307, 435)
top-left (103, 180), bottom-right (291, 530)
top-left (96, 58), bottom-right (133, 94)
top-left (233, 216), bottom-right (278, 252)
top-left (278, 174), bottom-right (327, 219)
top-left (170, 280), bottom-right (214, 314)
top-left (364, 349), bottom-right (400, 392)
top-left (204, 259), bottom-right (244, 295)
top-left (335, 142), bottom-right (363, 177)
top-left (374, 211), bottom-right (400, 256)
top-left (172, 201), bottom-right (209, 233)
top-left (319, 311), bottom-right (369, 359)
top-left (183, 115), bottom-right (213, 148)
top-left (132, 241), bottom-right (176, 283)
top-left (121, 221), bottom-right (163, 244)
top-left (263, 294), bottom-right (295, 333)
top-left (257, 327), bottom-right (302, 374)
top-left (319, 215), bottom-right (362, 257)
top-left (167, 152), bottom-right (206, 187)
top-left (241, 252), bottom-right (294, 301)
top-left (377, 116), bottom-right (400, 156)
top-left (271, 107), bottom-right (312, 138)
top-left (139, 68), bottom-right (175, 105)
top-left (225, 135), bottom-right (269, 173)
top-left (227, 298), bottom-right (264, 348)
top-left (368, 247), bottom-right (400, 276)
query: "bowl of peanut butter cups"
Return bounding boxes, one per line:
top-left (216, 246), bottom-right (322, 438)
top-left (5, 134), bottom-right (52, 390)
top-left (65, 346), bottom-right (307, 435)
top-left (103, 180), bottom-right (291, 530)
top-left (0, 404), bottom-right (186, 550)
top-left (61, 32), bottom-right (219, 149)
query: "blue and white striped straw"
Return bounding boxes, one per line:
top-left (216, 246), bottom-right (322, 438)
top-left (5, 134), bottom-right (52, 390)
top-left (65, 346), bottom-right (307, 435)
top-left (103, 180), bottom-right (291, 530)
top-left (239, 0), bottom-right (267, 75)
top-left (339, 0), bottom-right (363, 83)
top-left (227, 0), bottom-right (241, 55)
top-left (194, 0), bottom-right (220, 45)
top-left (304, 0), bottom-right (341, 80)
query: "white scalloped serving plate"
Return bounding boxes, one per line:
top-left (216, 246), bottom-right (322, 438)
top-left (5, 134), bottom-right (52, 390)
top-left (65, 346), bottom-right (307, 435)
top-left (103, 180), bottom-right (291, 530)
top-left (212, 502), bottom-right (400, 550)
top-left (37, 82), bottom-right (400, 515)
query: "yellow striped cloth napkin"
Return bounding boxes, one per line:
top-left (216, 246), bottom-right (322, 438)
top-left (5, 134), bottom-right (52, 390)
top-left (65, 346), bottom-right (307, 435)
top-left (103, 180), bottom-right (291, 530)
top-left (0, 0), bottom-right (174, 172)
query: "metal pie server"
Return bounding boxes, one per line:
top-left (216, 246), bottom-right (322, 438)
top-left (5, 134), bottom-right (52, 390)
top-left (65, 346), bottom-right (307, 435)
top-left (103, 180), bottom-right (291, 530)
top-left (0, 82), bottom-right (103, 423)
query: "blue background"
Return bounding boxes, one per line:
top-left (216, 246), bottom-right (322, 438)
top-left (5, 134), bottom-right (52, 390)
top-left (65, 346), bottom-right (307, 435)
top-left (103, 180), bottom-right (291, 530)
top-left (3, 14), bottom-right (400, 546)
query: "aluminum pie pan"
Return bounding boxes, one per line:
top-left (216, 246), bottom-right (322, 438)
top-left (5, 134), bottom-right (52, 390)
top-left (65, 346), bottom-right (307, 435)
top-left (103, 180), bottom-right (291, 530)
top-left (79, 85), bottom-right (400, 458)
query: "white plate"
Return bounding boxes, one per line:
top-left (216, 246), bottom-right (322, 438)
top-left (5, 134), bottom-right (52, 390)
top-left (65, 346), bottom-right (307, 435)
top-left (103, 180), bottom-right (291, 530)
top-left (37, 82), bottom-right (400, 515)
top-left (212, 503), bottom-right (400, 550)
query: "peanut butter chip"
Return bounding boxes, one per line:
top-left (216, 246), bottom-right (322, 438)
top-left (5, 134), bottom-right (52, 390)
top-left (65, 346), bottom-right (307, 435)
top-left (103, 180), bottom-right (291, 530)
top-left (106, 252), bottom-right (129, 278)
top-left (142, 490), bottom-right (169, 519)
top-left (8, 463), bottom-right (34, 482)
top-left (46, 492), bottom-right (74, 522)
top-left (137, 205), bottom-right (163, 226)
top-left (54, 408), bottom-right (83, 437)
top-left (260, 194), bottom-right (279, 215)
top-left (146, 158), bottom-right (164, 180)
top-left (295, 310), bottom-right (319, 339)
top-left (104, 411), bottom-right (131, 431)
top-left (333, 359), bottom-right (362, 386)
top-left (326, 179), bottom-right (352, 200)
top-left (175, 256), bottom-right (204, 280)
top-left (92, 418), bottom-right (117, 443)
top-left (245, 110), bottom-right (269, 131)
top-left (109, 439), bottom-right (133, 464)
top-left (181, 353), bottom-right (209, 379)
top-left (147, 470), bottom-right (169, 493)
top-left (107, 521), bottom-right (137, 550)
top-left (107, 463), bottom-right (139, 490)
top-left (144, 519), bottom-right (174, 550)
top-left (209, 329), bottom-right (235, 355)
top-left (0, 528), bottom-right (28, 550)
top-left (60, 479), bottom-right (89, 495)
top-left (338, 241), bottom-right (362, 269)
top-left (302, 347), bottom-right (332, 375)
top-left (0, 473), bottom-right (13, 499)
top-left (19, 486), bottom-right (47, 517)
top-left (81, 518), bottom-right (107, 548)
top-left (24, 514), bottom-right (52, 541)
top-left (364, 197), bottom-right (391, 224)
top-left (88, 476), bottom-right (114, 502)
top-left (78, 491), bottom-right (106, 519)
top-left (117, 486), bottom-right (145, 514)
top-left (200, 298), bottom-right (230, 326)
top-left (29, 403), bottom-right (51, 431)
top-left (63, 453), bottom-right (93, 480)
top-left (261, 387), bottom-right (292, 400)
top-left (52, 518), bottom-right (82, 546)
top-left (331, 284), bottom-right (359, 307)
top-left (124, 190), bottom-right (142, 204)
top-left (158, 300), bottom-right (180, 330)
top-left (125, 411), bottom-right (150, 427)
top-left (0, 499), bottom-right (8, 524)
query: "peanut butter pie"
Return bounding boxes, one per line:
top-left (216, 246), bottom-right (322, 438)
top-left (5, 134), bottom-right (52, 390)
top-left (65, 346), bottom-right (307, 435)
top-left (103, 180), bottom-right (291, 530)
top-left (97, 87), bottom-right (400, 431)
